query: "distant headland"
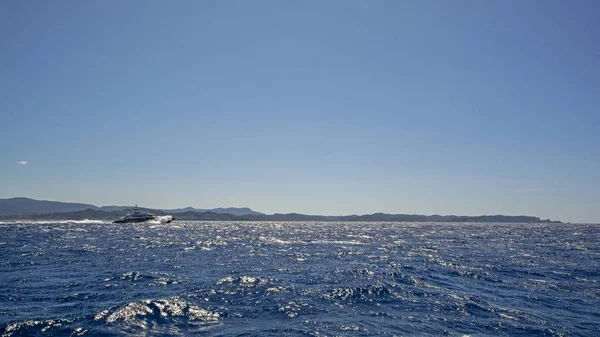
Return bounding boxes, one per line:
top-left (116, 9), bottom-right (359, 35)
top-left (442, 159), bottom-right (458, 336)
top-left (0, 197), bottom-right (561, 223)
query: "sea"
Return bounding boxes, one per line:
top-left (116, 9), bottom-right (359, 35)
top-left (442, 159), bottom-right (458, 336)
top-left (0, 220), bottom-right (598, 336)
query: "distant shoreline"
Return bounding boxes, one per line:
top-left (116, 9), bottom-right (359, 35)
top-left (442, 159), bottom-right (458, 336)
top-left (0, 197), bottom-right (562, 223)
top-left (0, 208), bottom-right (562, 224)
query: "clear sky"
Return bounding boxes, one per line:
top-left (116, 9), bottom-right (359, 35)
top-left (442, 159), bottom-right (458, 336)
top-left (1, 1), bottom-right (599, 223)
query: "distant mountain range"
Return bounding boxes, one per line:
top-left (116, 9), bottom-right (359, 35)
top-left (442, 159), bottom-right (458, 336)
top-left (0, 197), bottom-right (97, 215)
top-left (0, 197), bottom-right (262, 216)
top-left (0, 197), bottom-right (561, 223)
top-left (159, 207), bottom-right (262, 216)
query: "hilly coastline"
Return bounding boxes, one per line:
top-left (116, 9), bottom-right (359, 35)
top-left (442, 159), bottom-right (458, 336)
top-left (0, 198), bottom-right (262, 216)
top-left (0, 197), bottom-right (560, 223)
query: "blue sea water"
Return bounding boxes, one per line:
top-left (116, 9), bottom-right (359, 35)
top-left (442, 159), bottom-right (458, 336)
top-left (0, 221), bottom-right (599, 336)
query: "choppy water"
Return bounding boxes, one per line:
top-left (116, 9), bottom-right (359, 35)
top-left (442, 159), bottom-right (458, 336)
top-left (1, 221), bottom-right (599, 336)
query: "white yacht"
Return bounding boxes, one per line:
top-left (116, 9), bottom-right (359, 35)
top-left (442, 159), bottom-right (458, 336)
top-left (114, 205), bottom-right (174, 224)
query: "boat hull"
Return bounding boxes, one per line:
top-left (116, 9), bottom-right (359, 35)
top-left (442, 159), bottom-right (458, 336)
top-left (113, 217), bottom-right (155, 224)
top-left (113, 217), bottom-right (175, 224)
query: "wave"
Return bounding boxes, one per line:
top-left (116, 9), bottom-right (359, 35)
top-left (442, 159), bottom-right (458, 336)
top-left (103, 271), bottom-right (182, 287)
top-left (320, 284), bottom-right (398, 304)
top-left (94, 296), bottom-right (219, 323)
top-left (94, 296), bottom-right (219, 335)
top-left (1, 297), bottom-right (218, 336)
top-left (259, 236), bottom-right (299, 244)
top-left (258, 236), bottom-right (364, 245)
top-left (216, 275), bottom-right (264, 285)
top-left (1, 319), bottom-right (84, 336)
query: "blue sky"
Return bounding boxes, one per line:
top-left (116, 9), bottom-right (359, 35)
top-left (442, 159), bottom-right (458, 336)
top-left (1, 0), bottom-right (599, 223)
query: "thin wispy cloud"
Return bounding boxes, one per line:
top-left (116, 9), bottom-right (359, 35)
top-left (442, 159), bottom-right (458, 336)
top-left (17, 161), bottom-right (28, 165)
top-left (516, 188), bottom-right (544, 192)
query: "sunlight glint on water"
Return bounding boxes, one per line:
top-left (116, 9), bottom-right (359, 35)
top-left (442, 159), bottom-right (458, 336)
top-left (0, 221), bottom-right (599, 336)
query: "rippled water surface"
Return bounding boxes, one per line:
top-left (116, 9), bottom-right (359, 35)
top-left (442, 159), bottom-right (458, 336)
top-left (1, 221), bottom-right (599, 336)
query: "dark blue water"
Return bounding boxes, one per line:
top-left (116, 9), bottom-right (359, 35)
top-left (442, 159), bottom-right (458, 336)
top-left (1, 221), bottom-right (599, 336)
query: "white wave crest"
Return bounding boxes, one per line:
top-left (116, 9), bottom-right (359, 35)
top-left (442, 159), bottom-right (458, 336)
top-left (94, 296), bottom-right (219, 326)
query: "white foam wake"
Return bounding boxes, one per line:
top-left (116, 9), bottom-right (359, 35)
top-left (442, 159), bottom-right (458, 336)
top-left (145, 215), bottom-right (174, 225)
